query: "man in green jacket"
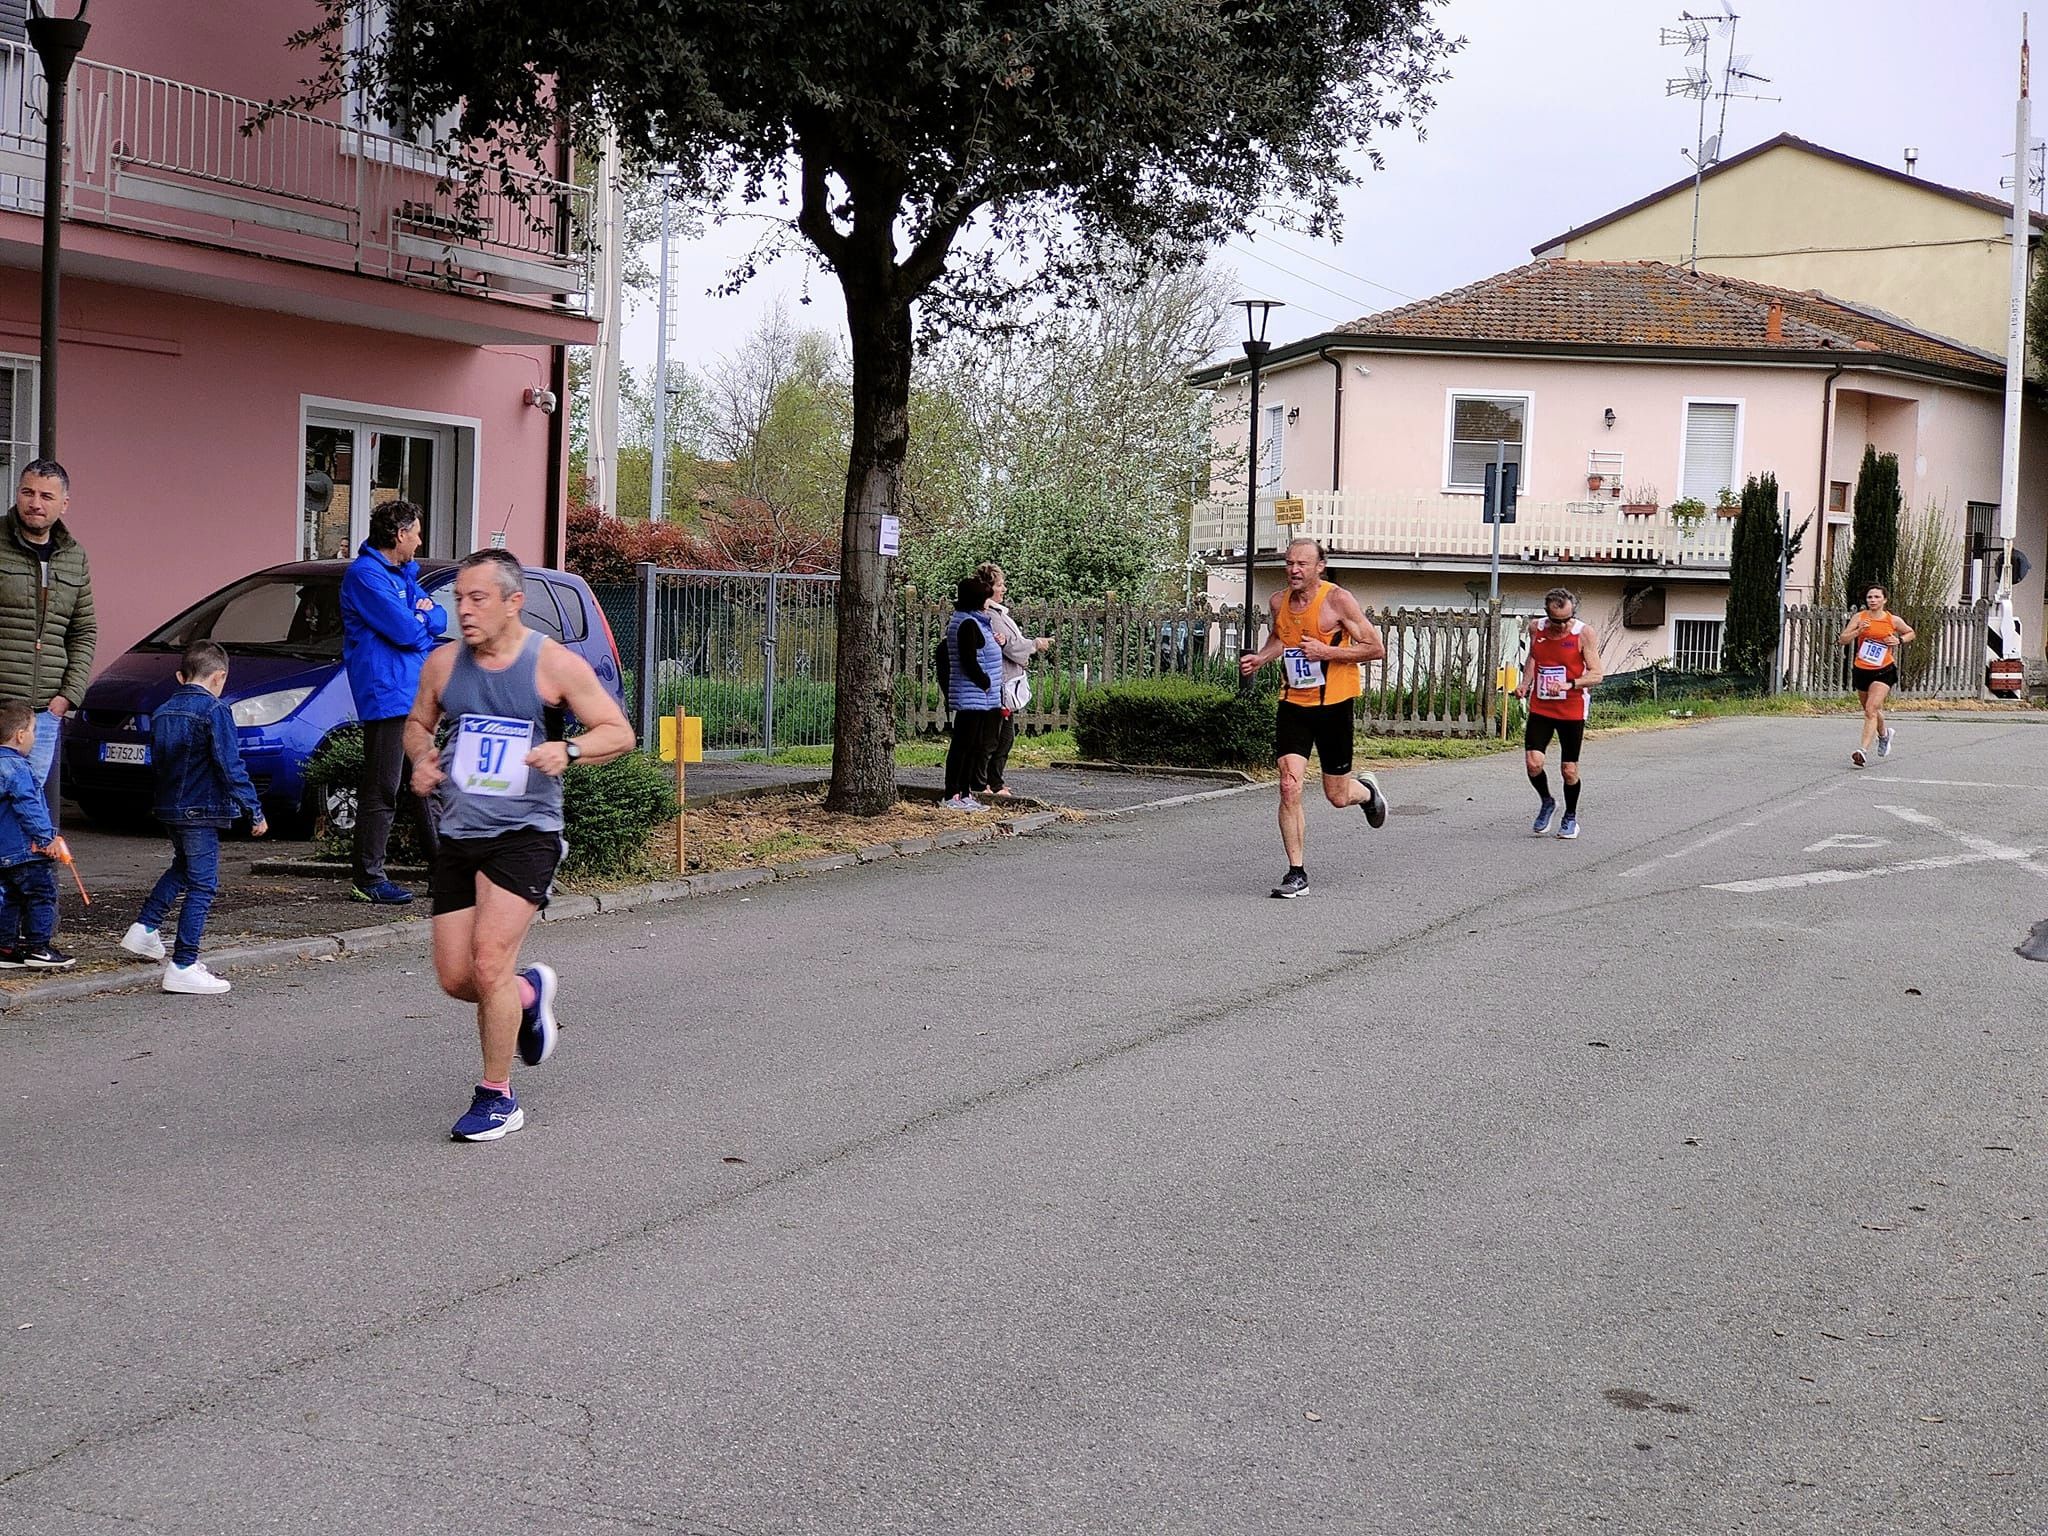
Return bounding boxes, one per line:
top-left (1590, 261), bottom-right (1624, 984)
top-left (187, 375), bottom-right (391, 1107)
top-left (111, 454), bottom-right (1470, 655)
top-left (0, 460), bottom-right (96, 788)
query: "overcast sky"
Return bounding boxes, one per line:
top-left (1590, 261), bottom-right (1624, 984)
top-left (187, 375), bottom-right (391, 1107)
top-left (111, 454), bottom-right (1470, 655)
top-left (621, 0), bottom-right (2039, 378)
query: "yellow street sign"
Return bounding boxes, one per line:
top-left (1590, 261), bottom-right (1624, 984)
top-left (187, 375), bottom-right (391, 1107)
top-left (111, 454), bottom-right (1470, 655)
top-left (1273, 496), bottom-right (1306, 525)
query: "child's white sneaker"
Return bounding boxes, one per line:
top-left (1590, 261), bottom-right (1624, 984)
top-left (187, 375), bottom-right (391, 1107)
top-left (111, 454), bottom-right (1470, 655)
top-left (163, 961), bottom-right (230, 995)
top-left (120, 923), bottom-right (167, 962)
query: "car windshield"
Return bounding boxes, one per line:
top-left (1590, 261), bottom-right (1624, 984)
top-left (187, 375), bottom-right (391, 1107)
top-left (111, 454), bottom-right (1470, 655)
top-left (138, 573), bottom-right (345, 660)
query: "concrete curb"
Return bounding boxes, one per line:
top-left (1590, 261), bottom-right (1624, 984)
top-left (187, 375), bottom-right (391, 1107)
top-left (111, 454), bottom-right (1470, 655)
top-left (0, 788), bottom-right (1237, 1013)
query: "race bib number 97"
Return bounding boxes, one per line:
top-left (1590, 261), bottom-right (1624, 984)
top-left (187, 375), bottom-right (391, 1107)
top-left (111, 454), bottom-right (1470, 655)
top-left (1856, 638), bottom-right (1890, 668)
top-left (453, 714), bottom-right (532, 798)
top-left (1282, 647), bottom-right (1326, 690)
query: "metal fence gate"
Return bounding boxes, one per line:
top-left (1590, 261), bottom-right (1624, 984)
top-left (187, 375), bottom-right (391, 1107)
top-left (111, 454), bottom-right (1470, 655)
top-left (598, 564), bottom-right (841, 753)
top-left (1779, 602), bottom-right (1991, 698)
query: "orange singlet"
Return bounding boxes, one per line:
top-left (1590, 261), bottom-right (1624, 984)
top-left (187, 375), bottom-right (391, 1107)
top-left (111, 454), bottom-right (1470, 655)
top-left (1272, 581), bottom-right (1362, 707)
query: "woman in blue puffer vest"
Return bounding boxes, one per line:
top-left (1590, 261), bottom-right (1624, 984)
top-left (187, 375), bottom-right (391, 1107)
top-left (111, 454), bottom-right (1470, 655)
top-left (942, 573), bottom-right (1003, 809)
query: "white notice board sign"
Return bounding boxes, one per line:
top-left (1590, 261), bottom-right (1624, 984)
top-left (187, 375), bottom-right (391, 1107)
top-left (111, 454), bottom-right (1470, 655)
top-left (878, 515), bottom-right (901, 556)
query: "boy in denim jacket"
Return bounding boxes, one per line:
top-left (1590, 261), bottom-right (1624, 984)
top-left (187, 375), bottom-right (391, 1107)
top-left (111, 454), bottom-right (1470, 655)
top-left (0, 698), bottom-right (73, 969)
top-left (119, 640), bottom-right (267, 994)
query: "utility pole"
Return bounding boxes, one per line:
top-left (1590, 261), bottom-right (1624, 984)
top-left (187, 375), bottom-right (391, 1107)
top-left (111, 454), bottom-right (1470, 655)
top-left (649, 184), bottom-right (673, 523)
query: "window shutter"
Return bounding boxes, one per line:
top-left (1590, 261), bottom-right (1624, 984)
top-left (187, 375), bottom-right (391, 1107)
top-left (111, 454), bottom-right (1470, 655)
top-left (0, 2), bottom-right (25, 44)
top-left (1448, 395), bottom-right (1526, 488)
top-left (1681, 403), bottom-right (1738, 501)
top-left (1261, 404), bottom-right (1285, 488)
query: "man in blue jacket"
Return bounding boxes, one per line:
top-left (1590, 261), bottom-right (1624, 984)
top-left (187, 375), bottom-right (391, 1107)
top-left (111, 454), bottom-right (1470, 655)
top-left (341, 500), bottom-right (446, 903)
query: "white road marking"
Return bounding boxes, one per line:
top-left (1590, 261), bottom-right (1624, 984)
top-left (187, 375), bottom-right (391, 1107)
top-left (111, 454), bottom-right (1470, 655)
top-left (1864, 776), bottom-right (2048, 789)
top-left (1804, 833), bottom-right (1891, 853)
top-left (1707, 846), bottom-right (2046, 894)
top-left (1875, 805), bottom-right (2048, 880)
top-left (1619, 780), bottom-right (1845, 878)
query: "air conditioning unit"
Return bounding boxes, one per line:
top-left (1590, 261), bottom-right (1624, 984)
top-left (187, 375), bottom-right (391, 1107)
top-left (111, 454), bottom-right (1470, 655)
top-left (1622, 584), bottom-right (1665, 628)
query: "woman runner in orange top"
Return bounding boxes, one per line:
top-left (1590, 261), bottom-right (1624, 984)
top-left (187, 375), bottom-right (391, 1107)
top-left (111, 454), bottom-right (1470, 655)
top-left (1839, 584), bottom-right (1913, 767)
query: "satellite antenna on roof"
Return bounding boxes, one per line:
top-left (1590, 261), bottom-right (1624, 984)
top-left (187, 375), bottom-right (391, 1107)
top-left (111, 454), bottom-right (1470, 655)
top-left (1662, 9), bottom-right (1780, 271)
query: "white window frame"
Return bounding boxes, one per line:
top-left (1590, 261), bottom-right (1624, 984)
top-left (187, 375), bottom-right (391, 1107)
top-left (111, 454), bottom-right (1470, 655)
top-left (343, 2), bottom-right (460, 173)
top-left (298, 396), bottom-right (480, 561)
top-left (1669, 612), bottom-right (1727, 672)
top-left (0, 349), bottom-right (36, 484)
top-left (1443, 388), bottom-right (1533, 496)
top-left (1676, 397), bottom-right (1744, 505)
top-left (1259, 401), bottom-right (1286, 491)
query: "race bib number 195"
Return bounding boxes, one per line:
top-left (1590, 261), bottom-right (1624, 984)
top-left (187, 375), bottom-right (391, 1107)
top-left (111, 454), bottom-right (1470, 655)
top-left (1536, 665), bottom-right (1569, 701)
top-left (453, 714), bottom-right (532, 798)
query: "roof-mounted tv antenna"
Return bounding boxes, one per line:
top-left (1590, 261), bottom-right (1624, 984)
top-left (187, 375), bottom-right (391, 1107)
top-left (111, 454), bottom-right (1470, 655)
top-left (1663, 6), bottom-right (1780, 271)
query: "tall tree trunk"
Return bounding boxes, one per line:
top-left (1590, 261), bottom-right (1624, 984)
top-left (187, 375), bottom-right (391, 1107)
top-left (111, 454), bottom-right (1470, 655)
top-left (826, 280), bottom-right (912, 814)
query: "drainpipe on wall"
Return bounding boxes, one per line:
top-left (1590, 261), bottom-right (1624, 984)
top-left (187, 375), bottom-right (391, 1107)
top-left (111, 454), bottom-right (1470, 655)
top-left (1318, 346), bottom-right (1344, 490)
top-left (544, 132), bottom-right (574, 568)
top-left (1813, 362), bottom-right (1845, 592)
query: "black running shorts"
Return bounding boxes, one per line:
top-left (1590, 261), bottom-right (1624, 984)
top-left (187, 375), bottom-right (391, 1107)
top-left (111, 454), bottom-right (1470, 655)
top-left (1275, 700), bottom-right (1356, 776)
top-left (1524, 714), bottom-right (1586, 763)
top-left (1854, 665), bottom-right (1899, 692)
top-left (430, 829), bottom-right (563, 915)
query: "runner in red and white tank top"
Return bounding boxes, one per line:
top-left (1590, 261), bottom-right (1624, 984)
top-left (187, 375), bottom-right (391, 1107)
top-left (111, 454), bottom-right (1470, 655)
top-left (1515, 587), bottom-right (1604, 840)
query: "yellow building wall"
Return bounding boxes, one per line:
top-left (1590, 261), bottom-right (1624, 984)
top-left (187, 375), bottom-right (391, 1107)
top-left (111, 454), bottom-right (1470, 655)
top-left (1542, 146), bottom-right (2024, 355)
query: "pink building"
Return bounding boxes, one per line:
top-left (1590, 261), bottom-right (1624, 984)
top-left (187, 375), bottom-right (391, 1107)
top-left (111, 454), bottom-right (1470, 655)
top-left (0, 0), bottom-right (595, 664)
top-left (1193, 260), bottom-right (2042, 674)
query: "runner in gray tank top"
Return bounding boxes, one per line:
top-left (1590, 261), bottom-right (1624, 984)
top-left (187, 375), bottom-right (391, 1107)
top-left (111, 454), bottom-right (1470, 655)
top-left (405, 549), bottom-right (635, 1142)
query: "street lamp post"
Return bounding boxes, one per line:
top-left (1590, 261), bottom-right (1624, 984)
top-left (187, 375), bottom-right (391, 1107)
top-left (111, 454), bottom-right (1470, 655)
top-left (1232, 299), bottom-right (1281, 683)
top-left (26, 0), bottom-right (90, 460)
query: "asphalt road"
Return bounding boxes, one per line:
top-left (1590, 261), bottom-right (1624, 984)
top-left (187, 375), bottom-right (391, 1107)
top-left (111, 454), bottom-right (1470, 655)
top-left (3, 712), bottom-right (2044, 1534)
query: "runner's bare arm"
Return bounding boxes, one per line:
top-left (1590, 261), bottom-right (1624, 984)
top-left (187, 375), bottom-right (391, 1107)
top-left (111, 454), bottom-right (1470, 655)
top-left (1314, 588), bottom-right (1386, 663)
top-left (1516, 620), bottom-right (1540, 697)
top-left (403, 645), bottom-right (454, 793)
top-left (1238, 592), bottom-right (1288, 676)
top-left (1574, 627), bottom-right (1605, 691)
top-left (527, 641), bottom-right (635, 775)
top-left (1838, 613), bottom-right (1868, 643)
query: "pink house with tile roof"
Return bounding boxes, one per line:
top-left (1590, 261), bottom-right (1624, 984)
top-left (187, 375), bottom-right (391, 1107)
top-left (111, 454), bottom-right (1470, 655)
top-left (0, 0), bottom-right (594, 667)
top-left (1192, 259), bottom-right (2046, 674)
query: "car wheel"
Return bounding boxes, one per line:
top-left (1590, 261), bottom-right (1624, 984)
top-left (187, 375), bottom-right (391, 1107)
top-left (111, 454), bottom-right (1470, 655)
top-left (318, 782), bottom-right (358, 837)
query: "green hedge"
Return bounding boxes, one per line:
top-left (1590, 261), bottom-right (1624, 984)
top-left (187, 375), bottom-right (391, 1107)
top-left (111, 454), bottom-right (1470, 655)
top-left (305, 727), bottom-right (679, 879)
top-left (1073, 675), bottom-right (1276, 767)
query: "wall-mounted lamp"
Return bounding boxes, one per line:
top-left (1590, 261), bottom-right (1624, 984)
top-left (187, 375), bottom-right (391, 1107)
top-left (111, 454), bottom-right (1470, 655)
top-left (1286, 406), bottom-right (1300, 424)
top-left (1603, 407), bottom-right (1616, 429)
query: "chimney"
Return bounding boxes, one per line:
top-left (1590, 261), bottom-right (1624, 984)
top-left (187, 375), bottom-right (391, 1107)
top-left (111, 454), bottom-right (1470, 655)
top-left (1765, 300), bottom-right (1784, 342)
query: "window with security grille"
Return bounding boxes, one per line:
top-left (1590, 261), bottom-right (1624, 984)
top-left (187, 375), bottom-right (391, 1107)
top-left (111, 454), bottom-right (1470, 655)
top-left (1672, 618), bottom-right (1725, 673)
top-left (1680, 401), bottom-right (1740, 502)
top-left (1447, 394), bottom-right (1526, 490)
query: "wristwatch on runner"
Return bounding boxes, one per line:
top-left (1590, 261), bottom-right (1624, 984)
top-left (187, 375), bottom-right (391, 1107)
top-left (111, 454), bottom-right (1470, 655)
top-left (565, 740), bottom-right (581, 762)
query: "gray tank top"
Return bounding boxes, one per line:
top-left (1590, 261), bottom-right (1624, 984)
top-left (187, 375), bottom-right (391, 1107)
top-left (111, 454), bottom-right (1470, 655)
top-left (434, 628), bottom-right (564, 837)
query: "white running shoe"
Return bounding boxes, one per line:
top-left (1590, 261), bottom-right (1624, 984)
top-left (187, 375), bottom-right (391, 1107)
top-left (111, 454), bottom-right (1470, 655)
top-left (163, 961), bottom-right (231, 995)
top-left (120, 923), bottom-right (167, 961)
top-left (1850, 749), bottom-right (1867, 768)
top-left (1877, 729), bottom-right (1894, 758)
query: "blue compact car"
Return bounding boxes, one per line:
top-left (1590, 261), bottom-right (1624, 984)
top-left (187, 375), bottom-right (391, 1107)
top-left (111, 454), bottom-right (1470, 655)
top-left (65, 560), bottom-right (626, 833)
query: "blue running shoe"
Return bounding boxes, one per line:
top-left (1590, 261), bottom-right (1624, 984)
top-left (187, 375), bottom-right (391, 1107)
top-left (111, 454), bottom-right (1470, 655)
top-left (517, 963), bottom-right (558, 1067)
top-left (1532, 799), bottom-right (1557, 836)
top-left (451, 1086), bottom-right (523, 1142)
top-left (350, 879), bottom-right (414, 905)
top-left (1558, 814), bottom-right (1580, 840)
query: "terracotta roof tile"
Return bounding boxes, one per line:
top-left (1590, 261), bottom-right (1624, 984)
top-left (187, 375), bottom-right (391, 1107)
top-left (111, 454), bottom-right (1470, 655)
top-left (1334, 260), bottom-right (2001, 381)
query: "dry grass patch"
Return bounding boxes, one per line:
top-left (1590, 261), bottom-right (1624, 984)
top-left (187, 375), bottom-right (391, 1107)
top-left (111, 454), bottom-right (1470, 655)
top-left (667, 791), bottom-right (999, 875)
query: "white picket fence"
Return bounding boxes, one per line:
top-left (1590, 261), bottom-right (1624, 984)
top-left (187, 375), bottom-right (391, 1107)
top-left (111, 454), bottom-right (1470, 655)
top-left (1191, 491), bottom-right (1736, 568)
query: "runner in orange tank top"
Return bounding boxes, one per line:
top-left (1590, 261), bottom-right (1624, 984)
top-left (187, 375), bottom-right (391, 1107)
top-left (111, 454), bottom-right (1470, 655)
top-left (1238, 537), bottom-right (1389, 898)
top-left (1839, 583), bottom-right (1913, 767)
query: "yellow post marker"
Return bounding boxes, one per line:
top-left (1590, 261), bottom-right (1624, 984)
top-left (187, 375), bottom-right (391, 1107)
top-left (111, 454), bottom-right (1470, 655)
top-left (667, 711), bottom-right (702, 871)
top-left (1496, 662), bottom-right (1519, 741)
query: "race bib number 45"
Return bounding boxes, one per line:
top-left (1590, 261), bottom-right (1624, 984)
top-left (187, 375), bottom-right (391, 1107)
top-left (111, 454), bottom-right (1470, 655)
top-left (1282, 647), bottom-right (1326, 690)
top-left (454, 714), bottom-right (532, 798)
top-left (1856, 638), bottom-right (1890, 668)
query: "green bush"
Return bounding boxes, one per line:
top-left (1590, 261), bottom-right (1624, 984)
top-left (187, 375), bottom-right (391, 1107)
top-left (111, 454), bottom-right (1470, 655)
top-left (560, 749), bottom-right (681, 878)
top-left (1073, 675), bottom-right (1275, 767)
top-left (305, 726), bottom-right (679, 879)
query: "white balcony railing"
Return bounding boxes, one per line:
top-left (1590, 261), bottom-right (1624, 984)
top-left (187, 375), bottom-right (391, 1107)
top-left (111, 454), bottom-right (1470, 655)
top-left (0, 41), bottom-right (589, 316)
top-left (1192, 490), bottom-right (1737, 570)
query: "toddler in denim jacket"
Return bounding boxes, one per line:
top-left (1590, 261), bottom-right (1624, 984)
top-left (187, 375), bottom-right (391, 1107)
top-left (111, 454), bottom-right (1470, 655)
top-left (0, 698), bottom-right (71, 969)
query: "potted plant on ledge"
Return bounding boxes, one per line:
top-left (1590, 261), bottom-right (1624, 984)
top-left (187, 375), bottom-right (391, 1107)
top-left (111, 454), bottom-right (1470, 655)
top-left (1669, 495), bottom-right (1708, 533)
top-left (1714, 486), bottom-right (1741, 517)
top-left (1621, 484), bottom-right (1660, 516)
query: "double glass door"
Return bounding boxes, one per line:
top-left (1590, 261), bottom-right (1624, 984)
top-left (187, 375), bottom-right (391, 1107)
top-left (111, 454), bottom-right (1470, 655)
top-left (303, 418), bottom-right (453, 561)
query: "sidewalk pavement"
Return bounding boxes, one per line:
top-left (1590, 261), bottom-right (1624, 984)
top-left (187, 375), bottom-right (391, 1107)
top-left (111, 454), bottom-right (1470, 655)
top-left (15, 760), bottom-right (1254, 1011)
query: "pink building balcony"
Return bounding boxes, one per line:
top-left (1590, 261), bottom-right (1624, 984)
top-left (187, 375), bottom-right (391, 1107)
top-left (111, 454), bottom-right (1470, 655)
top-left (1191, 491), bottom-right (1738, 571)
top-left (0, 38), bottom-right (589, 325)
